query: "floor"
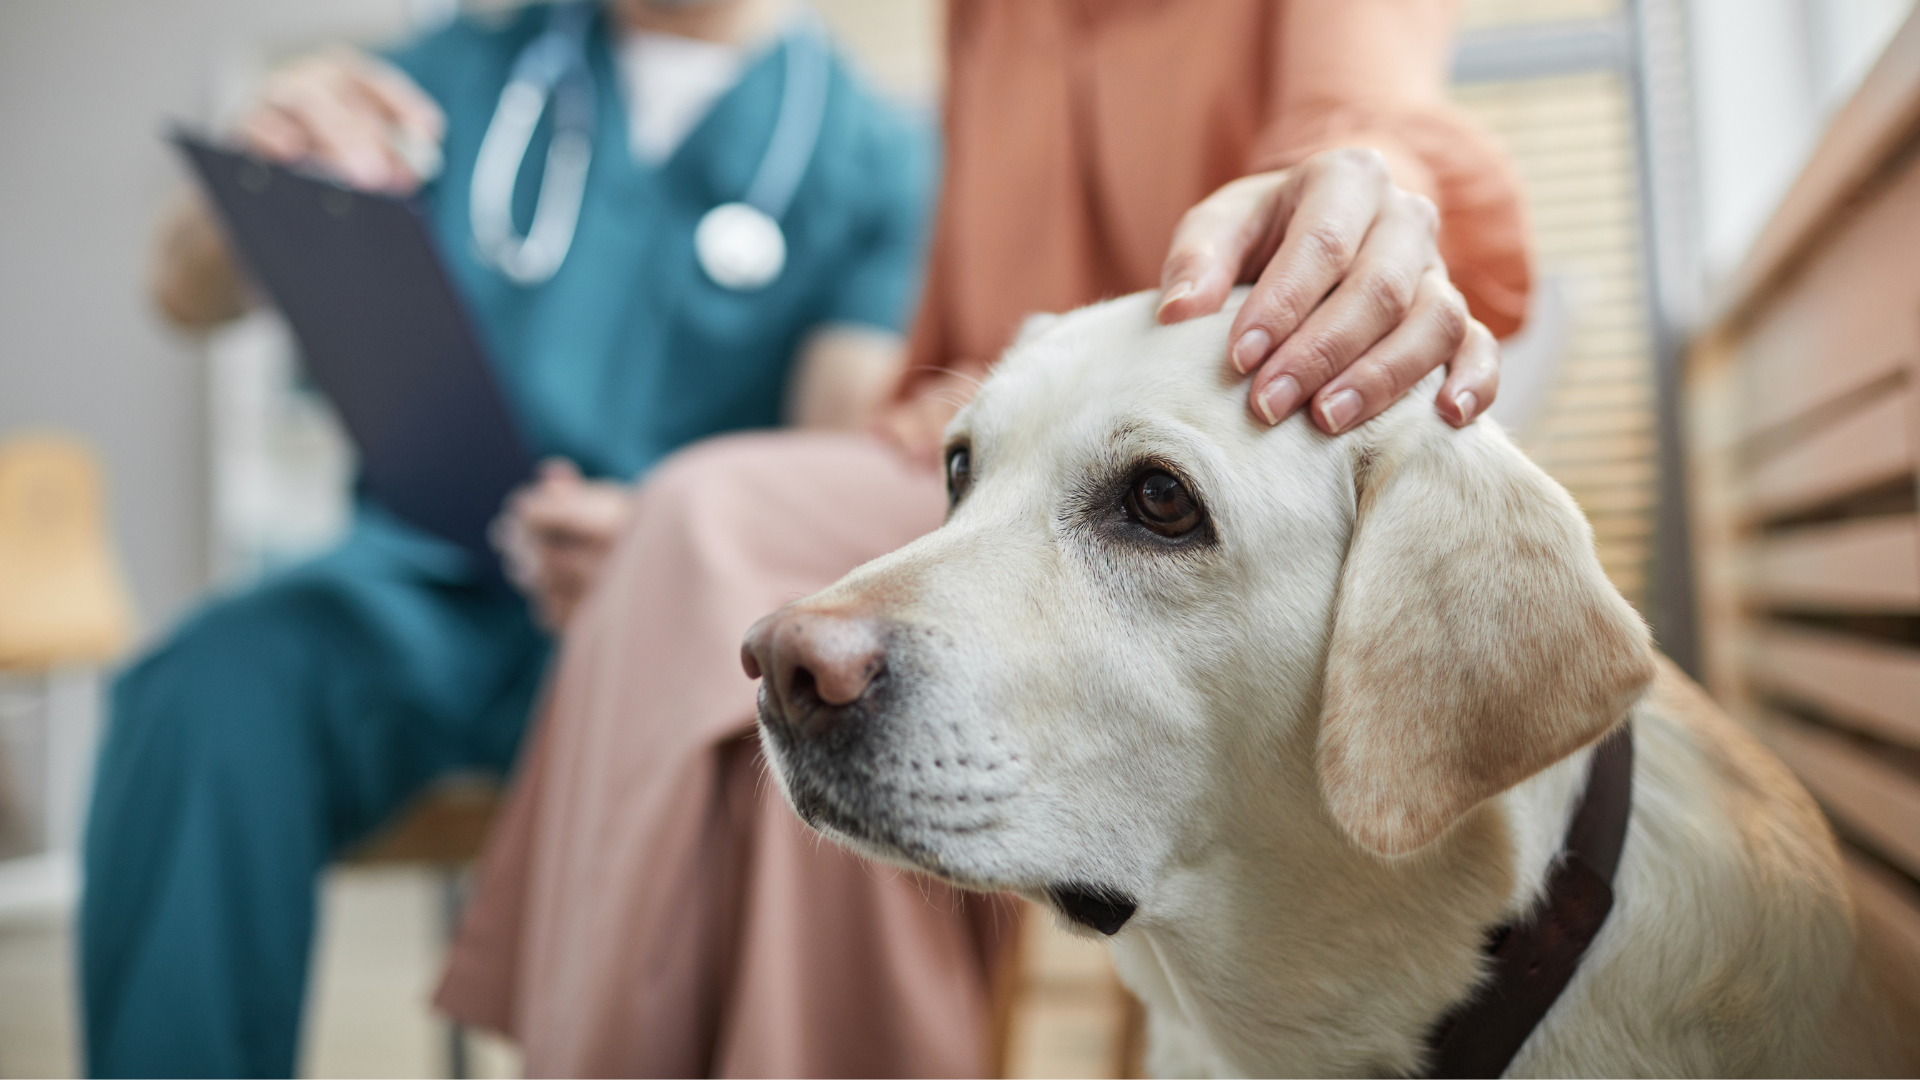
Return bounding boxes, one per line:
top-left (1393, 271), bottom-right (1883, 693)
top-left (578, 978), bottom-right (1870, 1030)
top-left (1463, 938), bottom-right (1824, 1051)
top-left (0, 865), bottom-right (520, 1079)
top-left (0, 907), bottom-right (72, 1079)
top-left (1004, 910), bottom-right (1138, 1078)
top-left (0, 866), bottom-right (1127, 1079)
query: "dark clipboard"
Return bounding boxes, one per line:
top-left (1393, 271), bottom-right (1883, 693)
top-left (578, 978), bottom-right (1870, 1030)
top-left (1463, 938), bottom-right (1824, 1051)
top-left (172, 131), bottom-right (534, 574)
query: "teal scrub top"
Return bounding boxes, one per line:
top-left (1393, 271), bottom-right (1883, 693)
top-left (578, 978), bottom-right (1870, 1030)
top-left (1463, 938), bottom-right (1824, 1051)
top-left (361, 4), bottom-right (933, 547)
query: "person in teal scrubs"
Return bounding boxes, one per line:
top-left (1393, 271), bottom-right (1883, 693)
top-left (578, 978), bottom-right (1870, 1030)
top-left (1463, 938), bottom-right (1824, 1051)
top-left (86, 2), bottom-right (933, 1075)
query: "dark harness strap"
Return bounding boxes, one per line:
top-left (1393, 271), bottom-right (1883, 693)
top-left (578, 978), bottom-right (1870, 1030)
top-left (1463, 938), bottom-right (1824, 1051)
top-left (1423, 723), bottom-right (1635, 1078)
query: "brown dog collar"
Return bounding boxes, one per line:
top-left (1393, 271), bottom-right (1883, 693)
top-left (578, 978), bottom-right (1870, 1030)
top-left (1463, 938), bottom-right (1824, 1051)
top-left (1423, 723), bottom-right (1635, 1078)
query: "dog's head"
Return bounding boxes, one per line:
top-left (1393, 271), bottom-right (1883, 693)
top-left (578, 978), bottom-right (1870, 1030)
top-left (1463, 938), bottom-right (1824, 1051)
top-left (745, 291), bottom-right (1653, 935)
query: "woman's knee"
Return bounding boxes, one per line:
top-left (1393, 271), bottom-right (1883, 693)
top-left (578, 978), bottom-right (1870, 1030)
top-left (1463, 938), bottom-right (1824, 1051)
top-left (635, 429), bottom-right (943, 550)
top-left (572, 432), bottom-right (944, 637)
top-left (642, 430), bottom-right (877, 504)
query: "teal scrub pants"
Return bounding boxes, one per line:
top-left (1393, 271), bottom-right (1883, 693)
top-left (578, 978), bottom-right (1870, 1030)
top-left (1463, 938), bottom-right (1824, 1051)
top-left (81, 532), bottom-right (548, 1078)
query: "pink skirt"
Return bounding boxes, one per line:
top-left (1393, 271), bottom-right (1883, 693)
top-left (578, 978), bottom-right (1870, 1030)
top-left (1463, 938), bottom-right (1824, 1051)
top-left (434, 432), bottom-right (1017, 1078)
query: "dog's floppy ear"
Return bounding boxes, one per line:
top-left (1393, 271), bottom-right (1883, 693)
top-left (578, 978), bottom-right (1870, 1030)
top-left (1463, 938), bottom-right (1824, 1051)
top-left (1317, 412), bottom-right (1654, 858)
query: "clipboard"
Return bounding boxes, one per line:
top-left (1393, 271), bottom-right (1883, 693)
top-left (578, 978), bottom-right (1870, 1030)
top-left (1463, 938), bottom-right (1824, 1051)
top-left (172, 131), bottom-right (534, 573)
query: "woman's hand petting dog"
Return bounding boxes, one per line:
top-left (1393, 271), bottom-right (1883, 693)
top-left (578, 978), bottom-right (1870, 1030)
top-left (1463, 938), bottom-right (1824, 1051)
top-left (1157, 146), bottom-right (1500, 434)
top-left (495, 460), bottom-right (638, 632)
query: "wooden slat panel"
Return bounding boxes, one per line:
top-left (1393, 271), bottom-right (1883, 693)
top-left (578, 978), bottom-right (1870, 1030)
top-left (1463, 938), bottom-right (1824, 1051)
top-left (1688, 352), bottom-right (1754, 704)
top-left (1723, 8), bottom-right (1920, 323)
top-left (1766, 713), bottom-right (1920, 880)
top-left (1909, 358), bottom-right (1920, 477)
top-left (1846, 849), bottom-right (1920, 964)
top-left (1842, 850), bottom-right (1920, 1058)
top-left (1734, 155), bottom-right (1920, 438)
top-left (1749, 515), bottom-right (1920, 610)
top-left (1744, 391), bottom-right (1914, 521)
top-left (1750, 624), bottom-right (1920, 749)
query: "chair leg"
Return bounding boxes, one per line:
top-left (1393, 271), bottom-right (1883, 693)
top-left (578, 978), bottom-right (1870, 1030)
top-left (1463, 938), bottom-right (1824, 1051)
top-left (0, 671), bottom-right (49, 859)
top-left (440, 868), bottom-right (470, 1080)
top-left (447, 1021), bottom-right (470, 1080)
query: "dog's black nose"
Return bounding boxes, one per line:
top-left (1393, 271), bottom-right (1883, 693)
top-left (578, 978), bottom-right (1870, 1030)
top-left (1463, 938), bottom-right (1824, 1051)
top-left (742, 605), bottom-right (887, 735)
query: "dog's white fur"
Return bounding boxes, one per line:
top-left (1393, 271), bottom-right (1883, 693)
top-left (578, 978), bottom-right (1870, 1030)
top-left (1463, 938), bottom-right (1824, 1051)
top-left (756, 292), bottom-right (1908, 1076)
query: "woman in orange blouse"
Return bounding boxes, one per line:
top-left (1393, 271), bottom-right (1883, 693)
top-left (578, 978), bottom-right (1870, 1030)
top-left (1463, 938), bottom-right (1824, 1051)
top-left (437, 1), bottom-right (1529, 1075)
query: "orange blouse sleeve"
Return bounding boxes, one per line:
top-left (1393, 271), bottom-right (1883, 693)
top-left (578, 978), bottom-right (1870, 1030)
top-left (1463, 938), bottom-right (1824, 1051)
top-left (1254, 0), bottom-right (1533, 338)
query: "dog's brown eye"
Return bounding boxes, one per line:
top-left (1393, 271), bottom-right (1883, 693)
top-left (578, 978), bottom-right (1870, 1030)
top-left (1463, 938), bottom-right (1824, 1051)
top-left (946, 445), bottom-right (972, 507)
top-left (1126, 469), bottom-right (1202, 537)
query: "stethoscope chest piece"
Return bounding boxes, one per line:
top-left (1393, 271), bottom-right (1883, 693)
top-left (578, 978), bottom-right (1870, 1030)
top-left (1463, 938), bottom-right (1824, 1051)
top-left (475, 2), bottom-right (828, 291)
top-left (695, 202), bottom-right (786, 291)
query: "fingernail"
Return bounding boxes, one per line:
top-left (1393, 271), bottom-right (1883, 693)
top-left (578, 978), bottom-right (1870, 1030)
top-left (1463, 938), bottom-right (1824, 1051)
top-left (1157, 280), bottom-right (1194, 319)
top-left (1453, 390), bottom-right (1478, 424)
top-left (345, 151), bottom-right (389, 188)
top-left (1256, 375), bottom-right (1301, 426)
top-left (1320, 389), bottom-right (1363, 433)
top-left (1231, 329), bottom-right (1272, 374)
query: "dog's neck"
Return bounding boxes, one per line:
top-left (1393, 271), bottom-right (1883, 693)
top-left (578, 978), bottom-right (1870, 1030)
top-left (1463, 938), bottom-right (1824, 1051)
top-left (1108, 738), bottom-right (1594, 1077)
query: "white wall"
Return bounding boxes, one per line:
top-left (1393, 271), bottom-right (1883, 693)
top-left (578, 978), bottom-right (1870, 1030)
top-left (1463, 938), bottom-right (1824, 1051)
top-left (1688, 0), bottom-right (1914, 285)
top-left (0, 0), bottom-right (935, 648)
top-left (0, 1), bottom-right (421, 644)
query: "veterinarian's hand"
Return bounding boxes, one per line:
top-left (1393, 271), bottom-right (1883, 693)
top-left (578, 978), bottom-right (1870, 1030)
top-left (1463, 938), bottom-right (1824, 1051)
top-left (1156, 148), bottom-right (1498, 434)
top-left (237, 48), bottom-right (445, 194)
top-left (494, 460), bottom-right (638, 632)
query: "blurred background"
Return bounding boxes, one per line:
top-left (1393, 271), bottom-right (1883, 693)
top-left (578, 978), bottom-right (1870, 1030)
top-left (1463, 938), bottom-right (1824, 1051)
top-left (2, 0), bottom-right (1917, 1076)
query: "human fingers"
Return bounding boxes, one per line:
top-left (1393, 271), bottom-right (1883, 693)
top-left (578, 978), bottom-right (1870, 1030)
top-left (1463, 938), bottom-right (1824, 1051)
top-left (333, 47), bottom-right (445, 145)
top-left (1227, 149), bottom-right (1394, 378)
top-left (538, 591), bottom-right (578, 633)
top-left (520, 538), bottom-right (576, 629)
top-left (537, 457), bottom-right (582, 486)
top-left (540, 572), bottom-right (590, 632)
top-left (488, 504), bottom-right (541, 593)
top-left (237, 106), bottom-right (313, 163)
top-left (519, 489), bottom-right (593, 541)
top-left (253, 56), bottom-right (412, 190)
top-left (1284, 268), bottom-right (1471, 434)
top-left (331, 51), bottom-right (446, 182)
top-left (1156, 172), bottom-right (1290, 325)
top-left (1435, 319), bottom-right (1500, 427)
top-left (1245, 189), bottom-right (1440, 425)
top-left (539, 536), bottom-right (602, 588)
top-left (515, 459), bottom-right (585, 529)
top-left (520, 459), bottom-right (586, 522)
top-left (529, 563), bottom-right (576, 631)
top-left (293, 71), bottom-right (416, 192)
top-left (522, 480), bottom-right (634, 547)
top-left (534, 535), bottom-right (610, 631)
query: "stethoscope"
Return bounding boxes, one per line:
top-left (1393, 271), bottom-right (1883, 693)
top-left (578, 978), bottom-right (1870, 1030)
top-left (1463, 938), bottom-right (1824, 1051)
top-left (469, 1), bottom-right (829, 290)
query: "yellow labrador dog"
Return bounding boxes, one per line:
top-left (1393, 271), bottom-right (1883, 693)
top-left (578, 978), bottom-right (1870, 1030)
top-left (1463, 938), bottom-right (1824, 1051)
top-left (742, 292), bottom-right (1906, 1076)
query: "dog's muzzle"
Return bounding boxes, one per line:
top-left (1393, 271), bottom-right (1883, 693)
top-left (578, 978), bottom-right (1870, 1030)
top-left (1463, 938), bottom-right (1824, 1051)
top-left (742, 605), bottom-right (899, 850)
top-left (742, 603), bottom-right (1024, 878)
top-left (742, 605), bottom-right (889, 740)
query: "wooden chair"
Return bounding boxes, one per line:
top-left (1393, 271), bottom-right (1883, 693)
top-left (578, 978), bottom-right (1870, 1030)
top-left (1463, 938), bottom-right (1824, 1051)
top-left (345, 778), bottom-right (501, 869)
top-left (0, 433), bottom-right (516, 1071)
top-left (994, 902), bottom-right (1146, 1079)
top-left (0, 433), bottom-right (134, 670)
top-left (0, 434), bottom-right (134, 910)
top-left (342, 776), bottom-right (502, 1079)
